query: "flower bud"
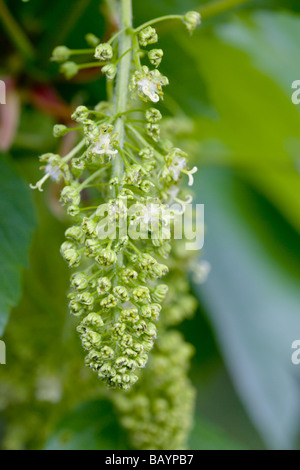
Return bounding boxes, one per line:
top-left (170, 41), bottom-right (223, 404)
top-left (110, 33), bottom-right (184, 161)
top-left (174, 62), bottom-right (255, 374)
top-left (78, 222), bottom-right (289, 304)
top-left (132, 286), bottom-right (151, 303)
top-left (138, 27), bottom-right (158, 47)
top-left (101, 346), bottom-right (115, 359)
top-left (141, 303), bottom-right (161, 320)
top-left (60, 61), bottom-right (79, 79)
top-left (133, 320), bottom-right (148, 335)
top-left (139, 147), bottom-right (154, 160)
top-left (97, 277), bottom-right (112, 294)
top-left (152, 284), bottom-right (168, 302)
top-left (145, 322), bottom-right (157, 338)
top-left (69, 300), bottom-right (85, 316)
top-left (152, 263), bottom-right (169, 278)
top-left (121, 334), bottom-right (133, 348)
top-left (71, 105), bottom-right (89, 122)
top-left (71, 272), bottom-right (89, 290)
top-left (98, 363), bottom-right (115, 378)
top-left (51, 45), bottom-right (71, 62)
top-left (140, 180), bottom-right (155, 193)
top-left (85, 349), bottom-right (101, 364)
top-left (102, 63), bottom-right (117, 80)
top-left (53, 124), bottom-right (68, 138)
top-left (145, 107), bottom-right (162, 123)
top-left (183, 11), bottom-right (201, 33)
top-left (60, 185), bottom-right (80, 206)
top-left (71, 158), bottom-right (85, 178)
top-left (142, 338), bottom-right (154, 352)
top-left (77, 292), bottom-right (94, 307)
top-left (121, 308), bottom-right (139, 323)
top-left (113, 322), bottom-right (126, 337)
top-left (65, 225), bottom-right (85, 243)
top-left (136, 355), bottom-right (148, 368)
top-left (82, 217), bottom-right (98, 236)
top-left (67, 205), bottom-right (80, 217)
top-left (95, 43), bottom-right (113, 61)
top-left (124, 348), bottom-right (137, 357)
top-left (60, 241), bottom-right (81, 267)
top-left (115, 356), bottom-right (129, 368)
top-left (81, 329), bottom-right (101, 349)
top-left (83, 312), bottom-right (104, 328)
top-left (132, 342), bottom-right (144, 354)
top-left (123, 164), bottom-right (144, 185)
top-left (100, 294), bottom-right (118, 309)
top-left (85, 33), bottom-right (100, 47)
top-left (96, 248), bottom-right (117, 266)
top-left (148, 48), bottom-right (163, 67)
top-left (85, 238), bottom-right (101, 257)
top-left (137, 253), bottom-right (157, 271)
top-left (113, 286), bottom-right (129, 301)
top-left (146, 122), bottom-right (160, 141)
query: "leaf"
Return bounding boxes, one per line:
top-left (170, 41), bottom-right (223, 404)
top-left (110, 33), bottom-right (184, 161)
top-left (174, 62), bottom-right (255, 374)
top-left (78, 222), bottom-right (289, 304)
top-left (189, 416), bottom-right (246, 450)
top-left (12, 108), bottom-right (56, 154)
top-left (216, 11), bottom-right (300, 100)
top-left (45, 399), bottom-right (130, 450)
top-left (0, 155), bottom-right (36, 336)
top-left (193, 167), bottom-right (300, 449)
top-left (175, 11), bottom-right (300, 232)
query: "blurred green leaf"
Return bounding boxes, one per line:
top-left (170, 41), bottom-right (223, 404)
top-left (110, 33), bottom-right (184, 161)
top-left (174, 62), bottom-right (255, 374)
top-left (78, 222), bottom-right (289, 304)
top-left (194, 366), bottom-right (265, 449)
top-left (45, 399), bottom-right (129, 450)
top-left (175, 11), bottom-right (300, 232)
top-left (193, 167), bottom-right (300, 449)
top-left (216, 11), bottom-right (300, 98)
top-left (12, 108), bottom-right (56, 155)
top-left (0, 155), bottom-right (36, 336)
top-left (189, 416), bottom-right (246, 450)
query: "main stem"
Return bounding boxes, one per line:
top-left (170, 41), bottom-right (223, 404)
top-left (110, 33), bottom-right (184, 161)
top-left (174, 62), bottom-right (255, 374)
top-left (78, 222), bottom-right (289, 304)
top-left (112, 0), bottom-right (133, 182)
top-left (111, 0), bottom-right (132, 271)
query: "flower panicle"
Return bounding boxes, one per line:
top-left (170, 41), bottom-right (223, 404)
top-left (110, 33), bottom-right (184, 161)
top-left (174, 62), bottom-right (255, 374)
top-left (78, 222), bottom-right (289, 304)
top-left (30, 9), bottom-right (200, 394)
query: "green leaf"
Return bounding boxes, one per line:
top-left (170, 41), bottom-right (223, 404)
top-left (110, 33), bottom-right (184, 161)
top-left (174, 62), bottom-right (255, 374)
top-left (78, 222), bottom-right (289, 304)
top-left (189, 417), bottom-right (246, 450)
top-left (216, 11), bottom-right (300, 99)
top-left (45, 399), bottom-right (130, 450)
top-left (175, 11), bottom-right (300, 232)
top-left (0, 155), bottom-right (36, 336)
top-left (193, 167), bottom-right (300, 449)
top-left (12, 108), bottom-right (56, 155)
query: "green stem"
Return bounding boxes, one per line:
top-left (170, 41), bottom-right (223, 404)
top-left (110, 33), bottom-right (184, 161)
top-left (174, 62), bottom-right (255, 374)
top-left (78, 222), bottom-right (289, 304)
top-left (71, 48), bottom-right (94, 55)
top-left (78, 62), bottom-right (105, 70)
top-left (110, 0), bottom-right (133, 273)
top-left (115, 108), bottom-right (143, 118)
top-left (107, 27), bottom-right (127, 45)
top-left (126, 124), bottom-right (164, 162)
top-left (132, 33), bottom-right (141, 70)
top-left (134, 0), bottom-right (252, 35)
top-left (114, 45), bottom-right (135, 66)
top-left (0, 0), bottom-right (35, 60)
top-left (200, 0), bottom-right (252, 20)
top-left (112, 0), bottom-right (133, 183)
top-left (77, 166), bottom-right (109, 191)
top-left (134, 14), bottom-right (183, 33)
top-left (62, 139), bottom-right (86, 162)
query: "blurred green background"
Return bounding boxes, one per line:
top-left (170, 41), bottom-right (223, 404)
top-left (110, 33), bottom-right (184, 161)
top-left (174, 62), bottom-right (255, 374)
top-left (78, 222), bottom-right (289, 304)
top-left (0, 0), bottom-right (300, 450)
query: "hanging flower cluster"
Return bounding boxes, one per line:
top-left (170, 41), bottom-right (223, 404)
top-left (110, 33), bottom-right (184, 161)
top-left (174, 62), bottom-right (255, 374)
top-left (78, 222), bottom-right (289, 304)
top-left (31, 9), bottom-right (201, 395)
